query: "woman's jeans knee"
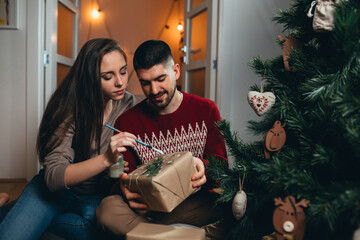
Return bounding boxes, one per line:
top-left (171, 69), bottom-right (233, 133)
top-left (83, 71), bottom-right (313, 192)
top-left (0, 171), bottom-right (66, 240)
top-left (0, 170), bottom-right (104, 240)
top-left (47, 195), bottom-right (103, 240)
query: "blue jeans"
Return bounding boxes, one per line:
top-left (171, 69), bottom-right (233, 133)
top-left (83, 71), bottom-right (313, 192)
top-left (0, 170), bottom-right (105, 240)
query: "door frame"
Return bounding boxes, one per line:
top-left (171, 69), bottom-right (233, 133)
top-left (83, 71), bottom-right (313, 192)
top-left (182, 0), bottom-right (218, 102)
top-left (26, 0), bottom-right (45, 180)
top-left (45, 0), bottom-right (79, 104)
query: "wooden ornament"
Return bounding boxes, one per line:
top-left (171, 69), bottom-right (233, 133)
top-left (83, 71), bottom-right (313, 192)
top-left (279, 34), bottom-right (301, 72)
top-left (264, 121), bottom-right (286, 159)
top-left (232, 167), bottom-right (247, 220)
top-left (272, 196), bottom-right (309, 240)
top-left (248, 91), bottom-right (276, 116)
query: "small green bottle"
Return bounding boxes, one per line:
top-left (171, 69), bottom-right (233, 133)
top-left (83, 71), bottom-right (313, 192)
top-left (109, 153), bottom-right (124, 178)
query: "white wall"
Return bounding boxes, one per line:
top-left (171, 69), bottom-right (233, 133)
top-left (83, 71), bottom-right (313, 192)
top-left (0, 0), bottom-right (42, 180)
top-left (217, 0), bottom-right (289, 143)
top-left (0, 1), bottom-right (27, 178)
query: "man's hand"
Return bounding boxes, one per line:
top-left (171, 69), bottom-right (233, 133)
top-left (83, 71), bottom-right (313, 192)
top-left (191, 157), bottom-right (207, 191)
top-left (120, 173), bottom-right (149, 214)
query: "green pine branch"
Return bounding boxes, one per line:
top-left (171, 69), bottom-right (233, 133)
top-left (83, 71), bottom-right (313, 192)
top-left (207, 0), bottom-right (360, 239)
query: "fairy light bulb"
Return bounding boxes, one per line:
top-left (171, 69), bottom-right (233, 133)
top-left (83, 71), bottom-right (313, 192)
top-left (177, 23), bottom-right (183, 31)
top-left (92, 9), bottom-right (100, 18)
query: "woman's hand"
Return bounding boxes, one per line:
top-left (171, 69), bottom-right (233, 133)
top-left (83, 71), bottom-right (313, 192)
top-left (64, 132), bottom-right (136, 188)
top-left (104, 132), bottom-right (136, 167)
top-left (120, 173), bottom-right (149, 214)
top-left (191, 157), bottom-right (207, 192)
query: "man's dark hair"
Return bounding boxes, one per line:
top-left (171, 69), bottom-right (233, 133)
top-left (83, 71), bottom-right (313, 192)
top-left (133, 40), bottom-right (173, 71)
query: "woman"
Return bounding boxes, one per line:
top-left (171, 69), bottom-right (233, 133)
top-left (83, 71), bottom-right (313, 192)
top-left (0, 38), bottom-right (137, 240)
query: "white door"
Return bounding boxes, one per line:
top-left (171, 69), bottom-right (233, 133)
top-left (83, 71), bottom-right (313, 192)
top-left (181, 0), bottom-right (218, 101)
top-left (29, 0), bottom-right (79, 174)
top-left (45, 0), bottom-right (79, 104)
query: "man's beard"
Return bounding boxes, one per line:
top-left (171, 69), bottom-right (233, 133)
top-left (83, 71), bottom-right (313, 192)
top-left (149, 84), bottom-right (176, 109)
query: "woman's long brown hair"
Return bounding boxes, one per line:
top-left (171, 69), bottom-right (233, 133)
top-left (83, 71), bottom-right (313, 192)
top-left (37, 38), bottom-right (127, 163)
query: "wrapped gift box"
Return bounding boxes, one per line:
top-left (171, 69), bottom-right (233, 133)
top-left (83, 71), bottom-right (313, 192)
top-left (126, 223), bottom-right (205, 240)
top-left (123, 151), bottom-right (197, 212)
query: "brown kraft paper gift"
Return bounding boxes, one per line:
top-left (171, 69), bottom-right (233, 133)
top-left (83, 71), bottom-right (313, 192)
top-left (123, 151), bottom-right (197, 213)
top-left (126, 222), bottom-right (205, 240)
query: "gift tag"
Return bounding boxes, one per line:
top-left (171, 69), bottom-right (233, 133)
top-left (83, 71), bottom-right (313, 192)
top-left (247, 91), bottom-right (276, 116)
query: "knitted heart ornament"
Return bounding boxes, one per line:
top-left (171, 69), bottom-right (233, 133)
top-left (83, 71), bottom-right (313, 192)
top-left (247, 91), bottom-right (276, 116)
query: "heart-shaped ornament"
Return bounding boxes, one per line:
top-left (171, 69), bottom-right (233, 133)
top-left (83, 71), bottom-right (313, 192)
top-left (247, 91), bottom-right (276, 116)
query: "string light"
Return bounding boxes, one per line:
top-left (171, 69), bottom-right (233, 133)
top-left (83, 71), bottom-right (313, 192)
top-left (88, 0), bottom-right (113, 41)
top-left (91, 9), bottom-right (100, 18)
top-left (177, 0), bottom-right (183, 31)
top-left (177, 22), bottom-right (183, 31)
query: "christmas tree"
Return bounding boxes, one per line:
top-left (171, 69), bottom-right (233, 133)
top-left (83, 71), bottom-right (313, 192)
top-left (207, 0), bottom-right (360, 239)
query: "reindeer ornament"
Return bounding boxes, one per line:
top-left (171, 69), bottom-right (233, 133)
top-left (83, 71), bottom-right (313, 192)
top-left (264, 121), bottom-right (286, 159)
top-left (272, 196), bottom-right (309, 240)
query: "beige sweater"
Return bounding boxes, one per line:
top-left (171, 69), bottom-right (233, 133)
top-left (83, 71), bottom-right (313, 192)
top-left (42, 92), bottom-right (135, 194)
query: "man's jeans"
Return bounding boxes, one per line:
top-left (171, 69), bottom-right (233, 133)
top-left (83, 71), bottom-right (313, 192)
top-left (0, 170), bottom-right (104, 240)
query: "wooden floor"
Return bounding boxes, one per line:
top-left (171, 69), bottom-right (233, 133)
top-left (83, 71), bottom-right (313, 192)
top-left (0, 179), bottom-right (28, 203)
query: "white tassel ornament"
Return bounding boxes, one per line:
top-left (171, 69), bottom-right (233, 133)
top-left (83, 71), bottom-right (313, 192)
top-left (232, 190), bottom-right (247, 220)
top-left (232, 166), bottom-right (247, 220)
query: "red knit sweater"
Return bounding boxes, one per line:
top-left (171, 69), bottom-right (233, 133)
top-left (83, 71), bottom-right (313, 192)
top-left (111, 91), bottom-right (228, 193)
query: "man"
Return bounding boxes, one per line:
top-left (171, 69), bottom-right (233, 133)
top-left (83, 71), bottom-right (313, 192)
top-left (96, 40), bottom-right (228, 239)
